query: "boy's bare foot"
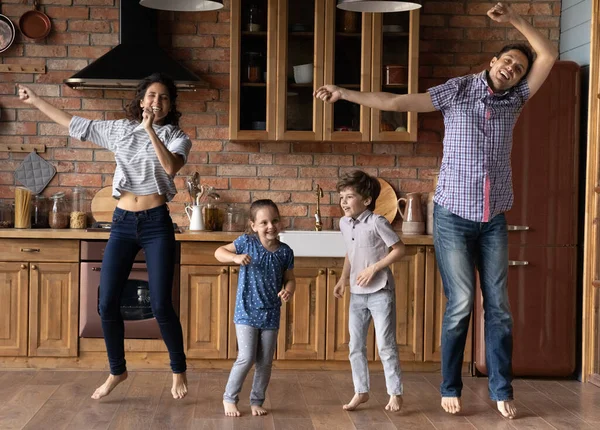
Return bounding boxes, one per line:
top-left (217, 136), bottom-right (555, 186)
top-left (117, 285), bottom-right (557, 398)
top-left (91, 372), bottom-right (128, 400)
top-left (385, 394), bottom-right (403, 412)
top-left (497, 400), bottom-right (517, 419)
top-left (251, 405), bottom-right (268, 416)
top-left (343, 392), bottom-right (369, 411)
top-left (172, 372), bottom-right (188, 399)
top-left (223, 401), bottom-right (241, 417)
top-left (441, 396), bottom-right (462, 414)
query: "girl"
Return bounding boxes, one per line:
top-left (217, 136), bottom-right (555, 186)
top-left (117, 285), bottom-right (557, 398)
top-left (214, 199), bottom-right (295, 417)
top-left (18, 73), bottom-right (192, 400)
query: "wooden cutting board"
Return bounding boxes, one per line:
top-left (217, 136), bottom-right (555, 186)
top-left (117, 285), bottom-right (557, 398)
top-left (90, 186), bottom-right (117, 222)
top-left (374, 178), bottom-right (397, 224)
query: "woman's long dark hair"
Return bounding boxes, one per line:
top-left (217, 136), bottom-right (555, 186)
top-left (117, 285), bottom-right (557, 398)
top-left (124, 73), bottom-right (182, 126)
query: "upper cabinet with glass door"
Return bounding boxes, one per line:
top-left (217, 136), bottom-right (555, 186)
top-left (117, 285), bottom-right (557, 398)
top-left (370, 10), bottom-right (420, 142)
top-left (230, 0), bottom-right (278, 140)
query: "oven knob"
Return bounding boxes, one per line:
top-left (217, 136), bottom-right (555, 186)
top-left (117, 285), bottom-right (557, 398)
top-left (21, 264), bottom-right (27, 270)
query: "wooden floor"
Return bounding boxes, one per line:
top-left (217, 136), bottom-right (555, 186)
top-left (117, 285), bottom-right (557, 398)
top-left (0, 370), bottom-right (598, 429)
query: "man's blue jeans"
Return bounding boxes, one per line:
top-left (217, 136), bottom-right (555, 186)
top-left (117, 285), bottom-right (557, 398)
top-left (433, 203), bottom-right (513, 401)
top-left (99, 205), bottom-right (186, 375)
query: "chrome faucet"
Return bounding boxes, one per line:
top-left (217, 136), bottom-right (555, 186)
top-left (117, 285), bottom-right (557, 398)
top-left (314, 184), bottom-right (324, 231)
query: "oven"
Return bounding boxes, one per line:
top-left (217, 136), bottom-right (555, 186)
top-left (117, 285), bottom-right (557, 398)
top-left (79, 240), bottom-right (180, 339)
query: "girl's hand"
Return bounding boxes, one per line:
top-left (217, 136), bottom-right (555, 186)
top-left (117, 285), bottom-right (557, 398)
top-left (233, 254), bottom-right (251, 266)
top-left (487, 2), bottom-right (516, 23)
top-left (278, 288), bottom-right (293, 302)
top-left (356, 263), bottom-right (378, 287)
top-left (17, 84), bottom-right (38, 105)
top-left (313, 85), bottom-right (343, 103)
top-left (141, 107), bottom-right (155, 130)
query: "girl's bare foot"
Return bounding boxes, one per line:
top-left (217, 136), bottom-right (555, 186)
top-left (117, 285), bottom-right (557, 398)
top-left (343, 392), bottom-right (369, 411)
top-left (385, 394), bottom-right (403, 412)
top-left (441, 396), bottom-right (462, 414)
top-left (223, 401), bottom-right (241, 417)
top-left (172, 372), bottom-right (188, 399)
top-left (497, 400), bottom-right (517, 419)
top-left (251, 405), bottom-right (268, 416)
top-left (91, 372), bottom-right (128, 400)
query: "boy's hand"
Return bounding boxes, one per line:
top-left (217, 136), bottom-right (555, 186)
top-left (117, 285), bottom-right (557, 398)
top-left (278, 288), bottom-right (293, 302)
top-left (333, 282), bottom-right (345, 299)
top-left (356, 263), bottom-right (378, 287)
top-left (233, 254), bottom-right (251, 266)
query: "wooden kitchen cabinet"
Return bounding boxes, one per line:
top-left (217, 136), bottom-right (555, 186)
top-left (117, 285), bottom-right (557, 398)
top-left (278, 266), bottom-right (327, 359)
top-left (180, 264), bottom-right (229, 359)
top-left (423, 246), bottom-right (472, 363)
top-left (0, 262), bottom-right (28, 356)
top-left (0, 239), bottom-right (79, 358)
top-left (230, 0), bottom-right (420, 141)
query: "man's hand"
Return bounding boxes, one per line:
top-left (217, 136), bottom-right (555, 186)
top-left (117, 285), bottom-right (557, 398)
top-left (356, 264), bottom-right (378, 287)
top-left (233, 254), bottom-right (251, 266)
top-left (487, 2), bottom-right (517, 23)
top-left (314, 85), bottom-right (343, 104)
top-left (333, 281), bottom-right (346, 299)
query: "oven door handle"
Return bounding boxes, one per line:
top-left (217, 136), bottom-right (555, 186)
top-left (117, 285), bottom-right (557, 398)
top-left (92, 267), bottom-right (147, 272)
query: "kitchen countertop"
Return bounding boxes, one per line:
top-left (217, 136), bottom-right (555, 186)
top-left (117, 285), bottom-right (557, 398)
top-left (0, 229), bottom-right (434, 245)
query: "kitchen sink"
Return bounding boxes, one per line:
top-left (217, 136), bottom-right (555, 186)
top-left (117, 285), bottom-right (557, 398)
top-left (278, 230), bottom-right (347, 257)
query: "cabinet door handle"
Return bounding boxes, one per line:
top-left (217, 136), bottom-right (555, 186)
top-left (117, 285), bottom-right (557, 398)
top-left (21, 264), bottom-right (27, 270)
top-left (508, 260), bottom-right (529, 266)
top-left (318, 269), bottom-right (325, 275)
top-left (507, 225), bottom-right (529, 231)
top-left (329, 269), bottom-right (335, 275)
top-left (31, 265), bottom-right (37, 270)
top-left (221, 268), bottom-right (227, 274)
top-left (21, 248), bottom-right (40, 253)
top-left (231, 268), bottom-right (238, 274)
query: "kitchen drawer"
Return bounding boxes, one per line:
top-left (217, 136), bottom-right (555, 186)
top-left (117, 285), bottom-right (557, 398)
top-left (0, 239), bottom-right (79, 262)
top-left (180, 242), bottom-right (227, 265)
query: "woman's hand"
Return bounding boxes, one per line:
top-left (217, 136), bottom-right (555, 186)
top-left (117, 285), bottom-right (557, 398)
top-left (278, 288), bottom-right (293, 302)
top-left (141, 107), bottom-right (156, 130)
top-left (233, 253), bottom-right (251, 266)
top-left (487, 2), bottom-right (517, 23)
top-left (314, 85), bottom-right (343, 103)
top-left (17, 84), bottom-right (39, 105)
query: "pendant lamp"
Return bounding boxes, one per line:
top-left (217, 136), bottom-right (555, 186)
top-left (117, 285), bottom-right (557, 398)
top-left (139, 0), bottom-right (224, 12)
top-left (337, 0), bottom-right (422, 12)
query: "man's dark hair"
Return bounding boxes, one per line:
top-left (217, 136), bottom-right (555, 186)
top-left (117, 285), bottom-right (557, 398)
top-left (336, 170), bottom-right (381, 211)
top-left (125, 72), bottom-right (182, 126)
top-left (495, 44), bottom-right (535, 79)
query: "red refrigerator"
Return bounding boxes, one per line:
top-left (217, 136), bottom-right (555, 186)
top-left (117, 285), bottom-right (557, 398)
top-left (474, 61), bottom-right (581, 377)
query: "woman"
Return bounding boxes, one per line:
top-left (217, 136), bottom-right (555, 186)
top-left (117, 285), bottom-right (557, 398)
top-left (18, 73), bottom-right (192, 400)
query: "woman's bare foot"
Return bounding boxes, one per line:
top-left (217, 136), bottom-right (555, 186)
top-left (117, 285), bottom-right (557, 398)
top-left (172, 372), bottom-right (188, 399)
top-left (91, 372), bottom-right (128, 400)
top-left (251, 405), bottom-right (268, 416)
top-left (343, 392), bottom-right (369, 411)
top-left (441, 396), bottom-right (462, 414)
top-left (385, 394), bottom-right (403, 412)
top-left (223, 401), bottom-right (241, 417)
top-left (497, 400), bottom-right (517, 419)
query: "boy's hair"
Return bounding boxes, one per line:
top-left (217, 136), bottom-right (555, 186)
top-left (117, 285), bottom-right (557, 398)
top-left (125, 72), bottom-right (182, 126)
top-left (336, 170), bottom-right (380, 211)
top-left (245, 199), bottom-right (280, 234)
top-left (495, 44), bottom-right (535, 80)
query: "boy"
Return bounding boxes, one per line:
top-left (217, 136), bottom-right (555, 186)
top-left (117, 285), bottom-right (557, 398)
top-left (334, 170), bottom-right (406, 412)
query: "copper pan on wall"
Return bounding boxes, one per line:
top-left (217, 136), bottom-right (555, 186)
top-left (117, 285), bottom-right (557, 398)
top-left (0, 14), bottom-right (16, 53)
top-left (19, 0), bottom-right (51, 41)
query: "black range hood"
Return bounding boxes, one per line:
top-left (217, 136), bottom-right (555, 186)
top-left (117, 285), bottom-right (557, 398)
top-left (64, 1), bottom-right (208, 91)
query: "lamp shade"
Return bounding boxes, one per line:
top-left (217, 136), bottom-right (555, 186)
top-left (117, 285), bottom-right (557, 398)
top-left (337, 0), bottom-right (421, 12)
top-left (139, 0), bottom-right (224, 12)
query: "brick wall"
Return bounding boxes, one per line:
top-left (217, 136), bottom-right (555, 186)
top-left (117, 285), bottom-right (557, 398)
top-left (0, 0), bottom-right (560, 229)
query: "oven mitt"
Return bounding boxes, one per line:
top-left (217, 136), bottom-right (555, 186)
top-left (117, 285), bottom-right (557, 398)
top-left (14, 151), bottom-right (56, 195)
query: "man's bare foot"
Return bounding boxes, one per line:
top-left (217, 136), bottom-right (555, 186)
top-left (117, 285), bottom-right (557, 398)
top-left (172, 372), bottom-right (188, 399)
top-left (251, 405), bottom-right (268, 416)
top-left (343, 392), bottom-right (369, 411)
top-left (441, 396), bottom-right (462, 414)
top-left (223, 401), bottom-right (241, 417)
top-left (497, 400), bottom-right (517, 419)
top-left (91, 372), bottom-right (128, 400)
top-left (385, 394), bottom-right (403, 412)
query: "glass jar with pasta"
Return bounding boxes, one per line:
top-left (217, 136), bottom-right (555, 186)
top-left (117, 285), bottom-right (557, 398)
top-left (70, 186), bottom-right (88, 229)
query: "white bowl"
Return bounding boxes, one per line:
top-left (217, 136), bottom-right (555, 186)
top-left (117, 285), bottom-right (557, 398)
top-left (293, 63), bottom-right (313, 84)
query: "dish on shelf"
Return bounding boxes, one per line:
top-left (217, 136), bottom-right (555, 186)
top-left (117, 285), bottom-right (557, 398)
top-left (382, 24), bottom-right (403, 32)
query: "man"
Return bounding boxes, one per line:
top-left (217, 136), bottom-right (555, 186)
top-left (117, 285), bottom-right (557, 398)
top-left (314, 2), bottom-right (557, 419)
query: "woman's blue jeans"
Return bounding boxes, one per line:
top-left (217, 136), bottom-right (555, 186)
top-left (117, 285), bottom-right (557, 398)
top-left (99, 205), bottom-right (186, 375)
top-left (433, 203), bottom-right (513, 401)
